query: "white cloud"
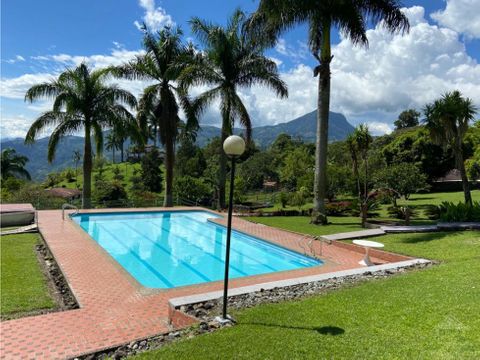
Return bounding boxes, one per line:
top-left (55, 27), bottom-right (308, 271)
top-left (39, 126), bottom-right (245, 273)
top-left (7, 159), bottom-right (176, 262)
top-left (3, 55), bottom-right (26, 64)
top-left (1, 73), bottom-right (55, 99)
top-left (431, 0), bottom-right (480, 39)
top-left (274, 38), bottom-right (309, 61)
top-left (0, 114), bottom-right (36, 139)
top-left (134, 0), bottom-right (175, 32)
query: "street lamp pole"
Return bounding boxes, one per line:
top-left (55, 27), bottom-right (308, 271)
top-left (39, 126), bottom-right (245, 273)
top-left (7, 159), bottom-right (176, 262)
top-left (222, 155), bottom-right (236, 320)
top-left (219, 135), bottom-right (246, 321)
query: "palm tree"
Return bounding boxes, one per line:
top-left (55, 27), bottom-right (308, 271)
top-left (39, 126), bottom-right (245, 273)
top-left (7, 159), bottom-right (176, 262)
top-left (182, 9), bottom-right (288, 208)
top-left (105, 132), bottom-right (119, 163)
top-left (424, 91), bottom-right (477, 205)
top-left (72, 149), bottom-right (81, 185)
top-left (110, 26), bottom-right (197, 207)
top-left (25, 63), bottom-right (137, 208)
top-left (247, 0), bottom-right (409, 224)
top-left (353, 124), bottom-right (372, 227)
top-left (1, 148), bottom-right (31, 180)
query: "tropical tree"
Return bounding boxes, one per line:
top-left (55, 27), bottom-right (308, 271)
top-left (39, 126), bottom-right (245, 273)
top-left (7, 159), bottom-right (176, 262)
top-left (1, 148), bottom-right (31, 180)
top-left (394, 109), bottom-right (420, 130)
top-left (72, 149), bottom-right (81, 182)
top-left (24, 63), bottom-right (137, 208)
top-left (110, 26), bottom-right (197, 207)
top-left (181, 9), bottom-right (288, 208)
top-left (347, 124), bottom-right (372, 227)
top-left (105, 132), bottom-right (119, 163)
top-left (424, 90), bottom-right (477, 205)
top-left (247, 0), bottom-right (409, 224)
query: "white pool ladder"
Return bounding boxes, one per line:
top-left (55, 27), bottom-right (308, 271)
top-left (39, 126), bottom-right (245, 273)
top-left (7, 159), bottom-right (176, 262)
top-left (62, 203), bottom-right (79, 220)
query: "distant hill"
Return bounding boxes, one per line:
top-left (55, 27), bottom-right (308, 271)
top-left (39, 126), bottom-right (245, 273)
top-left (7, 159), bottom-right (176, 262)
top-left (196, 110), bottom-right (354, 147)
top-left (1, 110), bottom-right (354, 180)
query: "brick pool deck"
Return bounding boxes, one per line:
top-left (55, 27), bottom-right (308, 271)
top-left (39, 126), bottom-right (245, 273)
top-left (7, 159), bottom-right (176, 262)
top-left (0, 208), bottom-right (411, 359)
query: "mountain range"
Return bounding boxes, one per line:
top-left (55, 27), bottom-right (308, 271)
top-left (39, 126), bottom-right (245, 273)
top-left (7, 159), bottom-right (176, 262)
top-left (1, 110), bottom-right (354, 180)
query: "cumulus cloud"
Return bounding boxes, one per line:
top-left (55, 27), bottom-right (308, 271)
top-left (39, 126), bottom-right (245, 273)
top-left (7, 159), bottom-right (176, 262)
top-left (0, 114), bottom-right (36, 139)
top-left (194, 6), bottom-right (479, 133)
top-left (431, 0), bottom-right (480, 39)
top-left (2, 6), bottom-right (480, 139)
top-left (134, 0), bottom-right (175, 32)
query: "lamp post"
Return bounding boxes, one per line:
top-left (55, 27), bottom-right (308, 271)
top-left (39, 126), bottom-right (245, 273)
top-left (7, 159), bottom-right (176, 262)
top-left (220, 135), bottom-right (246, 321)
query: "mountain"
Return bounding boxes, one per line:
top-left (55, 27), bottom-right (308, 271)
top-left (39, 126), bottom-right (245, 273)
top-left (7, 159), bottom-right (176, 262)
top-left (195, 110), bottom-right (354, 147)
top-left (1, 110), bottom-right (354, 180)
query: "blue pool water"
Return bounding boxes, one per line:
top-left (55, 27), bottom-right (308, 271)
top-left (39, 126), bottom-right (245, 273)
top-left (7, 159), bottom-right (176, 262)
top-left (72, 211), bottom-right (322, 288)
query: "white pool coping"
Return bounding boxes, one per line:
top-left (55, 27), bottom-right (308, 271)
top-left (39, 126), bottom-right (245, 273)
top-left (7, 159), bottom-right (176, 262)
top-left (169, 258), bottom-right (431, 308)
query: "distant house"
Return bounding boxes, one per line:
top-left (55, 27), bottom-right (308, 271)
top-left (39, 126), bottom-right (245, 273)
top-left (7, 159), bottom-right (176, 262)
top-left (45, 188), bottom-right (81, 201)
top-left (263, 180), bottom-right (279, 192)
top-left (127, 145), bottom-right (165, 161)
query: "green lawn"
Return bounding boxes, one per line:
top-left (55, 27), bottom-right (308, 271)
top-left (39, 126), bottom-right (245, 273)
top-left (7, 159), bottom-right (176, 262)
top-left (247, 216), bottom-right (363, 236)
top-left (248, 190), bottom-right (480, 229)
top-left (132, 229), bottom-right (480, 359)
top-left (0, 233), bottom-right (55, 317)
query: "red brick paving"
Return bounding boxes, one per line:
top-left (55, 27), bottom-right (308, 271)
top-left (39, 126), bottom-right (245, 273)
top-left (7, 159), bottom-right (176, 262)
top-left (0, 207), bottom-right (410, 359)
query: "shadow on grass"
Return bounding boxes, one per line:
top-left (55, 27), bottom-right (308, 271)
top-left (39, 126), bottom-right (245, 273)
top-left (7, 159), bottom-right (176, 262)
top-left (240, 322), bottom-right (345, 336)
top-left (400, 231), bottom-right (453, 244)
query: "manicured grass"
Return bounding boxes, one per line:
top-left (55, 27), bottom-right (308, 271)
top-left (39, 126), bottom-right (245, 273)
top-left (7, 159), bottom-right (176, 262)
top-left (0, 233), bottom-right (55, 317)
top-left (132, 229), bottom-right (480, 359)
top-left (246, 216), bottom-right (363, 236)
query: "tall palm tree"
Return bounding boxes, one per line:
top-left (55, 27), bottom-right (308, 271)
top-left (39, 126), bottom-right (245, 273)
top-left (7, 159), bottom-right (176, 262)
top-left (424, 91), bottom-right (477, 205)
top-left (1, 148), bottom-right (31, 180)
top-left (105, 132), bottom-right (119, 163)
top-left (182, 9), bottom-right (288, 208)
top-left (247, 0), bottom-right (409, 224)
top-left (72, 149), bottom-right (81, 185)
top-left (25, 63), bottom-right (137, 208)
top-left (110, 26), bottom-right (197, 207)
top-left (352, 124), bottom-right (372, 227)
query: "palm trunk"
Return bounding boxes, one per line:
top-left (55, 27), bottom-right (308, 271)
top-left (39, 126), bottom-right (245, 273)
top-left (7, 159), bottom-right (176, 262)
top-left (218, 129), bottom-right (228, 209)
top-left (112, 147), bottom-right (115, 164)
top-left (82, 123), bottom-right (93, 209)
top-left (312, 21), bottom-right (332, 225)
top-left (120, 141), bottom-right (124, 163)
top-left (361, 156), bottom-right (369, 228)
top-left (455, 144), bottom-right (472, 205)
top-left (164, 137), bottom-right (174, 207)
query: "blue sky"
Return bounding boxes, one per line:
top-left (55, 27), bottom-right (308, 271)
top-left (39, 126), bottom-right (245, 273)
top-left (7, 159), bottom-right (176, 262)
top-left (1, 0), bottom-right (480, 138)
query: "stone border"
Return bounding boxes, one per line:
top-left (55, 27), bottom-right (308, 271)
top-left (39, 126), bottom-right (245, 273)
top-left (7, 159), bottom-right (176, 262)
top-left (168, 259), bottom-right (430, 312)
top-left (75, 259), bottom-right (433, 359)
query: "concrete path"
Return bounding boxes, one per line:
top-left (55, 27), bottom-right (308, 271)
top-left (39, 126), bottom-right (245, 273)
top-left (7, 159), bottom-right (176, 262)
top-left (321, 229), bottom-right (386, 241)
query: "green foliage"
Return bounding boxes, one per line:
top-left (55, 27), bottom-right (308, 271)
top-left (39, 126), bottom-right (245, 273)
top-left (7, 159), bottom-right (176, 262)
top-left (279, 147), bottom-right (314, 191)
top-left (326, 164), bottom-right (354, 200)
top-left (382, 127), bottom-right (454, 182)
top-left (173, 176), bottom-right (212, 204)
top-left (43, 172), bottom-right (63, 188)
top-left (279, 191), bottom-right (289, 208)
top-left (111, 166), bottom-right (124, 181)
top-left (237, 152), bottom-right (277, 190)
top-left (175, 140), bottom-right (206, 178)
top-left (288, 186), bottom-right (310, 211)
top-left (375, 162), bottom-right (429, 202)
top-left (3, 184), bottom-right (64, 210)
top-left (436, 201), bottom-right (480, 222)
top-left (394, 109), bottom-right (420, 130)
top-left (94, 180), bottom-right (128, 204)
top-left (1, 148), bottom-right (31, 180)
top-left (141, 149), bottom-right (163, 193)
top-left (63, 168), bottom-right (75, 183)
top-left (325, 201), bottom-right (352, 216)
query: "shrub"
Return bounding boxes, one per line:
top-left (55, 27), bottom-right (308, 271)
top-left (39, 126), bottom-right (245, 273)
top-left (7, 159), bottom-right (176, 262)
top-left (94, 180), bottom-right (128, 204)
top-left (4, 184), bottom-right (64, 210)
top-left (112, 166), bottom-right (124, 181)
top-left (174, 176), bottom-right (212, 204)
top-left (279, 192), bottom-right (289, 208)
top-left (63, 168), bottom-right (76, 183)
top-left (387, 206), bottom-right (416, 223)
top-left (141, 148), bottom-right (163, 193)
top-left (436, 201), bottom-right (480, 222)
top-left (325, 201), bottom-right (352, 216)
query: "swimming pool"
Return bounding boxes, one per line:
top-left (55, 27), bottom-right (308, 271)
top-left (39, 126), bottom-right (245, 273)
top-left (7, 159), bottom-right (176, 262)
top-left (72, 211), bottom-right (322, 288)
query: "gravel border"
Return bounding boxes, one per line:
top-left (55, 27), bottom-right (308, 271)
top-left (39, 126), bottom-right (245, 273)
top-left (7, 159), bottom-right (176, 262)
top-left (74, 261), bottom-right (433, 360)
